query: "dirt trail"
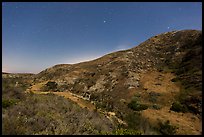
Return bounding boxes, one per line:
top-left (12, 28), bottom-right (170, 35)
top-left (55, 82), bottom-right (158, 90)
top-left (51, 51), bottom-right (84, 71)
top-left (54, 92), bottom-right (95, 111)
top-left (26, 83), bottom-right (127, 125)
top-left (26, 82), bottom-right (95, 110)
top-left (31, 90), bottom-right (127, 125)
top-left (30, 90), bottom-right (95, 111)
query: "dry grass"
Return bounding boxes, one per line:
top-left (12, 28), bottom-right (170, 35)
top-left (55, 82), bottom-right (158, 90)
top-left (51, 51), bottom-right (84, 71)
top-left (142, 107), bottom-right (202, 135)
top-left (138, 71), bottom-right (201, 135)
top-left (139, 71), bottom-right (180, 106)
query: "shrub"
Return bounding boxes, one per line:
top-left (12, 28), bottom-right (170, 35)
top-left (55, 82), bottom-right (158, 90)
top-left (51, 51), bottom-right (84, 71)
top-left (99, 128), bottom-right (142, 135)
top-left (152, 104), bottom-right (161, 110)
top-left (181, 96), bottom-right (201, 115)
top-left (44, 81), bottom-right (58, 91)
top-left (128, 100), bottom-right (148, 111)
top-left (124, 112), bottom-right (142, 129)
top-left (171, 78), bottom-right (179, 82)
top-left (158, 120), bottom-right (177, 135)
top-left (95, 102), bottom-right (104, 110)
top-left (112, 128), bottom-right (142, 135)
top-left (170, 101), bottom-right (188, 113)
top-left (58, 85), bottom-right (66, 92)
top-left (2, 99), bottom-right (17, 108)
top-left (2, 94), bottom-right (116, 135)
top-left (124, 112), bottom-right (151, 134)
top-left (148, 92), bottom-right (160, 103)
top-left (95, 101), bottom-right (113, 112)
top-left (90, 93), bottom-right (99, 101)
top-left (12, 87), bottom-right (26, 99)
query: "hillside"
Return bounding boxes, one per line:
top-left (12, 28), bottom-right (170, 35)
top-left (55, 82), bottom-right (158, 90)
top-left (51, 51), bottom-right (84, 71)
top-left (2, 30), bottom-right (202, 135)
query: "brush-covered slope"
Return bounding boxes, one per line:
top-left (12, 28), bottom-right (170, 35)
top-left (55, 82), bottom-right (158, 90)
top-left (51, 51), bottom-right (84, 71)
top-left (34, 30), bottom-right (201, 110)
top-left (28, 30), bottom-right (201, 134)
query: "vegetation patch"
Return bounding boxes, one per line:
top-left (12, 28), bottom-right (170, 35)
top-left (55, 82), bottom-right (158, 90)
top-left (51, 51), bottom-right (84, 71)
top-left (157, 120), bottom-right (178, 135)
top-left (123, 111), bottom-right (154, 134)
top-left (152, 104), bottom-right (161, 110)
top-left (170, 101), bottom-right (188, 113)
top-left (2, 94), bottom-right (116, 135)
top-left (95, 100), bottom-right (114, 112)
top-left (42, 81), bottom-right (58, 92)
top-left (128, 100), bottom-right (148, 111)
top-left (171, 77), bottom-right (179, 82)
top-left (2, 99), bottom-right (18, 108)
top-left (111, 128), bottom-right (142, 135)
top-left (148, 92), bottom-right (161, 103)
top-left (174, 87), bottom-right (201, 115)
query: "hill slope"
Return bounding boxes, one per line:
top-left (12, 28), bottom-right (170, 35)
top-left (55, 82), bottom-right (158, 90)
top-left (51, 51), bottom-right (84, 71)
top-left (3, 30), bottom-right (202, 135)
top-left (33, 29), bottom-right (202, 113)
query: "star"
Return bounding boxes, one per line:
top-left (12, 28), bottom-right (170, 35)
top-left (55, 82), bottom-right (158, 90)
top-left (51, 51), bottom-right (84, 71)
top-left (103, 20), bottom-right (106, 23)
top-left (167, 27), bottom-right (170, 29)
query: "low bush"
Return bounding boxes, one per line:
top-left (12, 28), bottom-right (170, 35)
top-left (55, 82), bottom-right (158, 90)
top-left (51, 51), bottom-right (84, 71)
top-left (152, 104), bottom-right (161, 110)
top-left (46, 81), bottom-right (58, 90)
top-left (2, 94), bottom-right (116, 135)
top-left (148, 92), bottom-right (161, 103)
top-left (123, 111), bottom-right (152, 134)
top-left (2, 99), bottom-right (17, 108)
top-left (128, 100), bottom-right (148, 111)
top-left (170, 101), bottom-right (188, 113)
top-left (171, 77), bottom-right (179, 82)
top-left (95, 100), bottom-right (113, 112)
top-left (42, 81), bottom-right (58, 91)
top-left (158, 120), bottom-right (177, 135)
top-left (112, 128), bottom-right (142, 135)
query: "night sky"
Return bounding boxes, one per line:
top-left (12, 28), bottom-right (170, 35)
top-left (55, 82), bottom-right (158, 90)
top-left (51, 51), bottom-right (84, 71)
top-left (2, 2), bottom-right (202, 74)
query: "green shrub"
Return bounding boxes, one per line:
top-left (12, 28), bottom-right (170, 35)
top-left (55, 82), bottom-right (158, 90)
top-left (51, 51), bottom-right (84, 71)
top-left (181, 96), bottom-right (201, 115)
top-left (171, 78), bottom-right (179, 82)
top-left (158, 120), bottom-right (177, 135)
top-left (170, 101), bottom-right (188, 113)
top-left (2, 94), bottom-right (116, 135)
top-left (95, 101), bottom-right (113, 112)
top-left (148, 92), bottom-right (160, 103)
top-left (43, 81), bottom-right (58, 91)
top-left (58, 85), bottom-right (69, 92)
top-left (128, 100), bottom-right (148, 111)
top-left (124, 112), bottom-right (142, 129)
top-left (152, 104), bottom-right (161, 110)
top-left (123, 112), bottom-right (151, 134)
top-left (46, 81), bottom-right (57, 89)
top-left (12, 87), bottom-right (26, 99)
top-left (112, 128), bottom-right (142, 135)
top-left (2, 99), bottom-right (17, 108)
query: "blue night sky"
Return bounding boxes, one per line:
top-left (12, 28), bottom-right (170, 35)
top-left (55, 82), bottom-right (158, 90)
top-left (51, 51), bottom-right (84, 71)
top-left (2, 2), bottom-right (202, 74)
